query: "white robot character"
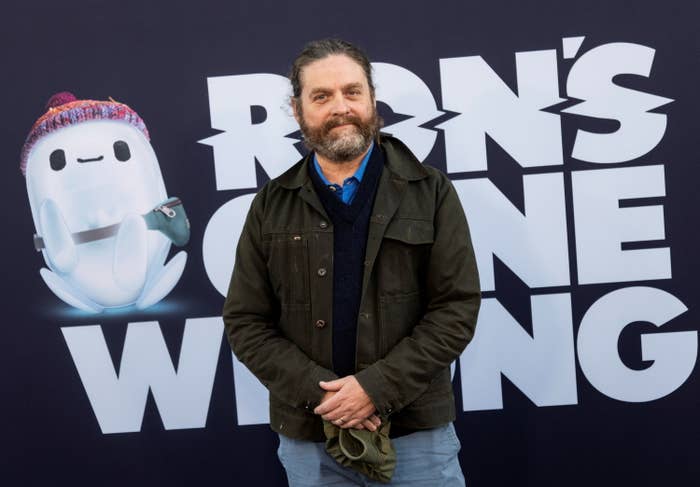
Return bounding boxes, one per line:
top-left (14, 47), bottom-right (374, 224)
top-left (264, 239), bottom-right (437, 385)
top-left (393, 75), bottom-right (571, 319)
top-left (21, 92), bottom-right (189, 313)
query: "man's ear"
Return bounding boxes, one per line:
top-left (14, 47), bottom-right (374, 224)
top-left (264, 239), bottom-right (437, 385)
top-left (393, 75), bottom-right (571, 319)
top-left (291, 98), bottom-right (302, 124)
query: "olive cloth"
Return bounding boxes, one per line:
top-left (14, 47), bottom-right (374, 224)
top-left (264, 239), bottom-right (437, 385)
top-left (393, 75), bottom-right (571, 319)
top-left (323, 419), bottom-right (396, 483)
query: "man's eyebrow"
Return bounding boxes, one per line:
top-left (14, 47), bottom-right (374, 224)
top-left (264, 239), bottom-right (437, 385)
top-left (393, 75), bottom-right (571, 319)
top-left (307, 83), bottom-right (364, 96)
top-left (342, 83), bottom-right (363, 91)
top-left (308, 87), bottom-right (332, 96)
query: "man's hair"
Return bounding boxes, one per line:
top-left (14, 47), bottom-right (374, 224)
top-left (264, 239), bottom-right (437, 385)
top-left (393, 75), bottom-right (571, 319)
top-left (289, 38), bottom-right (375, 101)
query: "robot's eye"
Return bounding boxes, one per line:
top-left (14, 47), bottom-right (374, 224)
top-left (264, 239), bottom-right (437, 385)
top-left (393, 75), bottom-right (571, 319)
top-left (49, 149), bottom-right (66, 171)
top-left (113, 140), bottom-right (131, 162)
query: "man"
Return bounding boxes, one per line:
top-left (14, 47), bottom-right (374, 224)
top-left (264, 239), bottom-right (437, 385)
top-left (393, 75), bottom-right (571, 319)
top-left (223, 39), bottom-right (480, 486)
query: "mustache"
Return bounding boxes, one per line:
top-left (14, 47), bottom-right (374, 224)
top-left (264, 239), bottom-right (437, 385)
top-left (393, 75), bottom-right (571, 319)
top-left (323, 115), bottom-right (363, 132)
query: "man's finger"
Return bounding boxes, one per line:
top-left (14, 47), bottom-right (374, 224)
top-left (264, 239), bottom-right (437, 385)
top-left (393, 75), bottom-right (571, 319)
top-left (359, 418), bottom-right (377, 431)
top-left (369, 414), bottom-right (381, 427)
top-left (355, 404), bottom-right (375, 420)
top-left (342, 417), bottom-right (362, 429)
top-left (319, 401), bottom-right (373, 421)
top-left (319, 399), bottom-right (349, 420)
top-left (321, 407), bottom-right (348, 421)
top-left (318, 377), bottom-right (347, 391)
top-left (314, 395), bottom-right (343, 415)
top-left (319, 390), bottom-right (336, 405)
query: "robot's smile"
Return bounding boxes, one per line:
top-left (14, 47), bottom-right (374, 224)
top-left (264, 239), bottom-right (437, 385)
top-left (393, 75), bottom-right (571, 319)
top-left (77, 155), bottom-right (104, 163)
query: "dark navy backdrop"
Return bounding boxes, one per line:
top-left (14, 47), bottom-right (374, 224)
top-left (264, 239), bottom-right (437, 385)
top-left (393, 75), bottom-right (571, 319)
top-left (3, 1), bottom-right (698, 486)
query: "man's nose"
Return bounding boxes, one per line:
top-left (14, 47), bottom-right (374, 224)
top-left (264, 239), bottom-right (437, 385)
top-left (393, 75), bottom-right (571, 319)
top-left (330, 95), bottom-right (351, 115)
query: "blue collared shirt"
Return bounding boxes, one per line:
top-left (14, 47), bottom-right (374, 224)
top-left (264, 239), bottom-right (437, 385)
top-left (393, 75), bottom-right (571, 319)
top-left (313, 142), bottom-right (374, 205)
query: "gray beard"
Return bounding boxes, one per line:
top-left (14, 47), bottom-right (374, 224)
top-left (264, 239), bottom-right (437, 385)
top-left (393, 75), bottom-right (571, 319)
top-left (299, 112), bottom-right (379, 163)
top-left (313, 128), bottom-right (370, 162)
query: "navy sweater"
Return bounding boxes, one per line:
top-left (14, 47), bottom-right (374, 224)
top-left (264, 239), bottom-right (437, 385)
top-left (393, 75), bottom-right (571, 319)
top-left (309, 146), bottom-right (384, 377)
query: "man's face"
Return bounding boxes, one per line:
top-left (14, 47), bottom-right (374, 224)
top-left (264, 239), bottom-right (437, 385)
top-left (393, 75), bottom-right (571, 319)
top-left (294, 54), bottom-right (379, 163)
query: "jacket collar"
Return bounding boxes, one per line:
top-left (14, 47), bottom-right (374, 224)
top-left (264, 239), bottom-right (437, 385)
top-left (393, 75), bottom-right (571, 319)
top-left (276, 134), bottom-right (429, 190)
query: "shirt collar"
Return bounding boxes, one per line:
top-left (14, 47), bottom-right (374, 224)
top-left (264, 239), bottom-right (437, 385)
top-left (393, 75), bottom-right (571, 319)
top-left (313, 142), bottom-right (374, 187)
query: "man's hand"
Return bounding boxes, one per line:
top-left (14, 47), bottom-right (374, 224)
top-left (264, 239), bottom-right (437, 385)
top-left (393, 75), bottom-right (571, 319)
top-left (319, 390), bottom-right (336, 406)
top-left (314, 376), bottom-right (376, 429)
top-left (319, 390), bottom-right (381, 431)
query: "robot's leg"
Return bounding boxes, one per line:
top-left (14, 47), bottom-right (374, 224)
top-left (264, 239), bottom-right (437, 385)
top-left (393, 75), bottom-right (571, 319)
top-left (143, 237), bottom-right (170, 286)
top-left (135, 251), bottom-right (187, 309)
top-left (40, 268), bottom-right (104, 313)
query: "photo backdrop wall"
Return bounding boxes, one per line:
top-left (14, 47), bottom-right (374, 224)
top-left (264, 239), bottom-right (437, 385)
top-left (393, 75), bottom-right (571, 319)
top-left (3, 1), bottom-right (698, 485)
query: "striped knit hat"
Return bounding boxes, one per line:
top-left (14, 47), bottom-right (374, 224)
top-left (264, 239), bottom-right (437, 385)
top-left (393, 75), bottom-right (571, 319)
top-left (20, 92), bottom-right (150, 175)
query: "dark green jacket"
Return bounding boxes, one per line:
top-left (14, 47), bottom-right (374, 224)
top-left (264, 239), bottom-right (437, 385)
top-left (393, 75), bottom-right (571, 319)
top-left (223, 136), bottom-right (480, 441)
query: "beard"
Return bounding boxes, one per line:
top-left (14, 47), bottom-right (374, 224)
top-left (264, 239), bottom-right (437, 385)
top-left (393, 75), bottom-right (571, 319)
top-left (298, 108), bottom-right (380, 163)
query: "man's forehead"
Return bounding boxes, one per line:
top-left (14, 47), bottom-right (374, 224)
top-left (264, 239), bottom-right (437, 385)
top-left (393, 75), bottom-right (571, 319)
top-left (300, 54), bottom-right (368, 92)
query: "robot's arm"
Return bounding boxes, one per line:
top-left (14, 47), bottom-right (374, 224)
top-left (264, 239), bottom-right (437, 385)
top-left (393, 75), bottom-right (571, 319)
top-left (39, 198), bottom-right (78, 274)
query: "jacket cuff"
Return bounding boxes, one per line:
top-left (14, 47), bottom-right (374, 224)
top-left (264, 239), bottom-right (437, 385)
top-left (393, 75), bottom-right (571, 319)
top-left (299, 365), bottom-right (338, 412)
top-left (355, 364), bottom-right (401, 417)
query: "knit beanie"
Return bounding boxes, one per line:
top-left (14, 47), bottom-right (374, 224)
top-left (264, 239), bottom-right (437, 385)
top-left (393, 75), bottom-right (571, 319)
top-left (20, 92), bottom-right (150, 175)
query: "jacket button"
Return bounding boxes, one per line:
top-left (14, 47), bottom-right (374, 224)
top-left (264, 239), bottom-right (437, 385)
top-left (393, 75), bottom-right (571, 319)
top-left (317, 268), bottom-right (327, 277)
top-left (319, 221), bottom-right (328, 229)
top-left (315, 319), bottom-right (326, 328)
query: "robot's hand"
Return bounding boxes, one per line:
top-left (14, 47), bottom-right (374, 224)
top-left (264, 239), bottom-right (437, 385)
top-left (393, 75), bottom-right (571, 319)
top-left (39, 198), bottom-right (78, 274)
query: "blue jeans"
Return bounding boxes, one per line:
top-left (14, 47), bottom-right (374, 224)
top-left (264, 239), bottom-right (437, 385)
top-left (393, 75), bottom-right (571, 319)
top-left (277, 423), bottom-right (466, 486)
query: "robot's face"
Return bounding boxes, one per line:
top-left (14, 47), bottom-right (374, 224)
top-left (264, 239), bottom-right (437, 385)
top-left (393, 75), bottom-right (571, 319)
top-left (26, 120), bottom-right (167, 230)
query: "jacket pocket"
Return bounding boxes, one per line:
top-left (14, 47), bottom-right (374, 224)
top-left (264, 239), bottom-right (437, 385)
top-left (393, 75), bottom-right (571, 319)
top-left (377, 218), bottom-right (433, 302)
top-left (383, 218), bottom-right (434, 245)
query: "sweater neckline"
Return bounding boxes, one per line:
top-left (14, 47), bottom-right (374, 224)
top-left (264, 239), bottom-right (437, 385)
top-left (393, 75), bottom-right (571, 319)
top-left (309, 144), bottom-right (384, 223)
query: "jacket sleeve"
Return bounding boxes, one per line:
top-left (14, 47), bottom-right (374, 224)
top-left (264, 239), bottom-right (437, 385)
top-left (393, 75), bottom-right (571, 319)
top-left (355, 177), bottom-right (481, 416)
top-left (222, 189), bottom-right (337, 410)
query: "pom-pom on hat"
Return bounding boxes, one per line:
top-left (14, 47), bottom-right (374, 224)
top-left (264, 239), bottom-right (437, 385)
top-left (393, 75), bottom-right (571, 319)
top-left (19, 91), bottom-right (150, 175)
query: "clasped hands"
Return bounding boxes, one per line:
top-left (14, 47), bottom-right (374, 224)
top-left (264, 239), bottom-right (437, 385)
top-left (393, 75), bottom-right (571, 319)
top-left (313, 375), bottom-right (381, 432)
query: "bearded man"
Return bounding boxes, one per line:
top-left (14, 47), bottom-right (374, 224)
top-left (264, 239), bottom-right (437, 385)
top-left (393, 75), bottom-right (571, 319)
top-left (223, 38), bottom-right (480, 486)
